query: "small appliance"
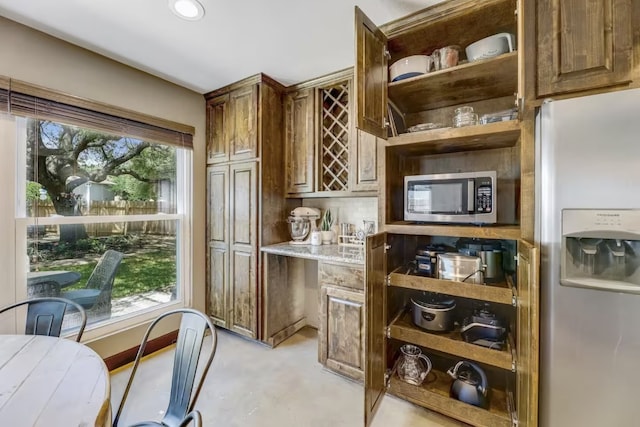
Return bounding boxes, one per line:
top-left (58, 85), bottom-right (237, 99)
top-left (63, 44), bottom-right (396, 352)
top-left (437, 253), bottom-right (484, 284)
top-left (457, 240), bottom-right (504, 283)
top-left (404, 171), bottom-right (496, 224)
top-left (410, 292), bottom-right (456, 332)
top-left (286, 207), bottom-right (321, 245)
top-left (415, 244), bottom-right (452, 277)
top-left (448, 361), bottom-right (489, 409)
top-left (461, 305), bottom-right (506, 349)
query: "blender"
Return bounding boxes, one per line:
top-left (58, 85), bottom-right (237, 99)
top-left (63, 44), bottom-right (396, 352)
top-left (286, 207), bottom-right (321, 245)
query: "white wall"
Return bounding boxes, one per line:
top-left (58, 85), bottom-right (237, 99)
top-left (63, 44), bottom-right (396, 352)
top-left (0, 16), bottom-right (206, 358)
top-left (302, 197), bottom-right (378, 234)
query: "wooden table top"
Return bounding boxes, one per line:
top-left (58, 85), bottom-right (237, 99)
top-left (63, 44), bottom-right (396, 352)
top-left (0, 334), bottom-right (111, 427)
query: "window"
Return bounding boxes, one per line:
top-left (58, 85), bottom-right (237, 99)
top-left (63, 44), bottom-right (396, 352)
top-left (1, 79), bottom-right (194, 338)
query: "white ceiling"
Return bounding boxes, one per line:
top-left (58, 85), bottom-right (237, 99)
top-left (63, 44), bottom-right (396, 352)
top-left (0, 0), bottom-right (443, 94)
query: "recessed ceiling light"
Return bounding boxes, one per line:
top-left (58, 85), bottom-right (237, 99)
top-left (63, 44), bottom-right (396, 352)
top-left (169, 0), bottom-right (205, 21)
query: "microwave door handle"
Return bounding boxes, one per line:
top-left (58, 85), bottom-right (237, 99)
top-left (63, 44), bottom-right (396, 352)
top-left (467, 179), bottom-right (475, 213)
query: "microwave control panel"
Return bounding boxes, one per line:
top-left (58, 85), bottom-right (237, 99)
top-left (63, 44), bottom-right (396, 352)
top-left (475, 178), bottom-right (493, 213)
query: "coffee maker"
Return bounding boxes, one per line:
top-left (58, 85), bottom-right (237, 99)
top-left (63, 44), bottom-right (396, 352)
top-left (286, 207), bottom-right (321, 245)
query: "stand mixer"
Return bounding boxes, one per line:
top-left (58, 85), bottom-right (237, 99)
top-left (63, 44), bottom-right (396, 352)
top-left (287, 207), bottom-right (321, 245)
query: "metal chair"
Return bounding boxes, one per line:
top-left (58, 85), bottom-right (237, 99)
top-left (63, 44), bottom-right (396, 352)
top-left (113, 308), bottom-right (217, 427)
top-left (61, 249), bottom-right (123, 321)
top-left (0, 297), bottom-right (87, 342)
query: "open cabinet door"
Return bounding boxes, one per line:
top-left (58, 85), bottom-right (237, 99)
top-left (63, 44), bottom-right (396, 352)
top-left (364, 232), bottom-right (387, 426)
top-left (516, 240), bottom-right (539, 427)
top-left (354, 7), bottom-right (388, 139)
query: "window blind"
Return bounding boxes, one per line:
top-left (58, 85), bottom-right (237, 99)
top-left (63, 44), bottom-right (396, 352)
top-left (3, 78), bottom-right (193, 149)
top-left (0, 77), bottom-right (8, 114)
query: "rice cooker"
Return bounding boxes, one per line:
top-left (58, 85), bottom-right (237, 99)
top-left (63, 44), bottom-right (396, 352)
top-left (411, 293), bottom-right (456, 332)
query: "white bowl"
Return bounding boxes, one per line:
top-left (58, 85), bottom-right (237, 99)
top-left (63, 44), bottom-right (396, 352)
top-left (389, 55), bottom-right (431, 82)
top-left (465, 33), bottom-right (515, 62)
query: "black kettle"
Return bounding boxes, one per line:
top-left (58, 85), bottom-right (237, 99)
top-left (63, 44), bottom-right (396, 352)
top-left (447, 361), bottom-right (489, 409)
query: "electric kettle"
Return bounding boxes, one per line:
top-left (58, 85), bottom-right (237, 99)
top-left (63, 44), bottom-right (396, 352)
top-left (447, 361), bottom-right (489, 408)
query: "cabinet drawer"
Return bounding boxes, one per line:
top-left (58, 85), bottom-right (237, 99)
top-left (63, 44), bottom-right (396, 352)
top-left (318, 262), bottom-right (364, 290)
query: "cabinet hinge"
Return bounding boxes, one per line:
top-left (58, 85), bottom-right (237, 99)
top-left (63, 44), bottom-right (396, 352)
top-left (384, 244), bottom-right (391, 253)
top-left (384, 48), bottom-right (391, 60)
top-left (385, 326), bottom-right (391, 339)
top-left (384, 370), bottom-right (391, 388)
top-left (514, 0), bottom-right (519, 17)
top-left (383, 117), bottom-right (390, 128)
top-left (507, 390), bottom-right (519, 427)
top-left (515, 95), bottom-right (524, 117)
top-left (509, 333), bottom-right (517, 372)
top-left (385, 275), bottom-right (391, 287)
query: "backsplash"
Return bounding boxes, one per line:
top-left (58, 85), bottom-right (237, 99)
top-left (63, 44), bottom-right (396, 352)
top-left (302, 197), bottom-right (378, 233)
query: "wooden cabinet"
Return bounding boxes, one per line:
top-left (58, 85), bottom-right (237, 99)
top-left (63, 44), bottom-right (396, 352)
top-left (285, 88), bottom-right (315, 194)
top-left (207, 165), bottom-right (229, 327)
top-left (318, 261), bottom-right (365, 381)
top-left (206, 161), bottom-right (258, 337)
top-left (355, 7), bottom-right (388, 140)
top-left (228, 161), bottom-right (258, 336)
top-left (228, 84), bottom-right (259, 161)
top-left (365, 234), bottom-right (539, 427)
top-left (206, 94), bottom-right (229, 164)
top-left (205, 74), bottom-right (288, 340)
top-left (319, 285), bottom-right (365, 381)
top-left (284, 69), bottom-right (378, 196)
top-left (536, 0), bottom-right (634, 97)
top-left (206, 84), bottom-right (259, 164)
top-left (350, 130), bottom-right (380, 192)
top-left (355, 1), bottom-right (539, 426)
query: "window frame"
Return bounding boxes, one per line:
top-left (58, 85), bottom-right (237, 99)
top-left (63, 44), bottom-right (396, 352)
top-left (0, 86), bottom-right (195, 340)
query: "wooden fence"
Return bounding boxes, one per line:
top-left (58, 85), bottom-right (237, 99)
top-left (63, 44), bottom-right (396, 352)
top-left (30, 201), bottom-right (176, 236)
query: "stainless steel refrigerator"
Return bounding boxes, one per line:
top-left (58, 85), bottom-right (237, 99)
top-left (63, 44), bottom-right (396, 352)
top-left (536, 88), bottom-right (640, 426)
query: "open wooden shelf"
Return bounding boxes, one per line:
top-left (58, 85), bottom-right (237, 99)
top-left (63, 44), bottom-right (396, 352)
top-left (390, 311), bottom-right (513, 370)
top-left (388, 52), bottom-right (518, 114)
top-left (388, 373), bottom-right (512, 427)
top-left (388, 120), bottom-right (520, 156)
top-left (383, 222), bottom-right (521, 240)
top-left (388, 272), bottom-right (514, 305)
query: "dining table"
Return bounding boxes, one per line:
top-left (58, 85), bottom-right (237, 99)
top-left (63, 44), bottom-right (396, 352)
top-left (0, 334), bottom-right (111, 426)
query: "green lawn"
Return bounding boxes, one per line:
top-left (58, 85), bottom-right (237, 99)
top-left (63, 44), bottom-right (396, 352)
top-left (47, 251), bottom-right (176, 299)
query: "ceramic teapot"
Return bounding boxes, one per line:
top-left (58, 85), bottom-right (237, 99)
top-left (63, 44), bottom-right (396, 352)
top-left (447, 361), bottom-right (489, 408)
top-left (396, 344), bottom-right (432, 386)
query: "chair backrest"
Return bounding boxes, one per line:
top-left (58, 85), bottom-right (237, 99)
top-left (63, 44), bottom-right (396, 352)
top-left (0, 297), bottom-right (87, 342)
top-left (86, 249), bottom-right (123, 305)
top-left (113, 308), bottom-right (217, 427)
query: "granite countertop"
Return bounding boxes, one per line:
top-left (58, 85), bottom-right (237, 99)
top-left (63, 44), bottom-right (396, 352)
top-left (261, 242), bottom-right (365, 265)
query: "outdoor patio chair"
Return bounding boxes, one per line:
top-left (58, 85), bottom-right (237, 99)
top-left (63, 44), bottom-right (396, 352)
top-left (113, 308), bottom-right (217, 427)
top-left (0, 297), bottom-right (87, 342)
top-left (61, 249), bottom-right (123, 321)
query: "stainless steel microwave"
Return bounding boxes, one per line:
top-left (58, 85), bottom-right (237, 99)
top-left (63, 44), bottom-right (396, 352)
top-left (404, 171), bottom-right (497, 224)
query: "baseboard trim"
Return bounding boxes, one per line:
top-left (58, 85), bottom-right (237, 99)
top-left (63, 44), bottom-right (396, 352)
top-left (104, 330), bottom-right (178, 371)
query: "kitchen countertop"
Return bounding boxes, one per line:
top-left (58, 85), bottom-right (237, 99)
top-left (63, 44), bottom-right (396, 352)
top-left (261, 242), bottom-right (364, 265)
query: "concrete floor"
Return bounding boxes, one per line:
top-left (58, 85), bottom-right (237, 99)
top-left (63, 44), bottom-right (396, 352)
top-left (110, 327), bottom-right (466, 427)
